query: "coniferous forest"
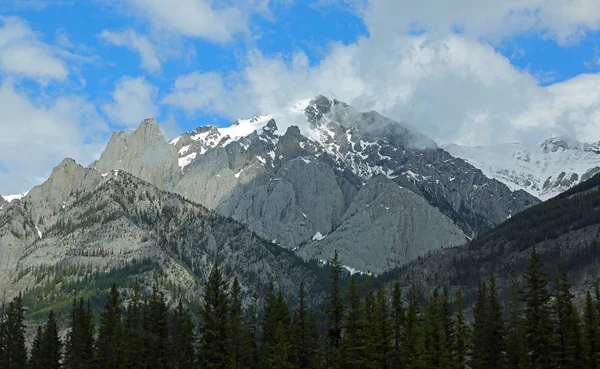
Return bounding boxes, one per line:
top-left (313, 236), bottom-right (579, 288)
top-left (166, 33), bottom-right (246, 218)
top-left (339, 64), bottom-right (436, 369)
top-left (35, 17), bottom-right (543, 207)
top-left (1, 248), bottom-right (600, 369)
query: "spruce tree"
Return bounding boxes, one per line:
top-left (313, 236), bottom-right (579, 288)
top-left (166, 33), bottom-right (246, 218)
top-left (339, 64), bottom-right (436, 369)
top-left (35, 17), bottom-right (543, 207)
top-left (2, 294), bottom-right (27, 369)
top-left (144, 287), bottom-right (170, 369)
top-left (471, 282), bottom-right (489, 369)
top-left (584, 291), bottom-right (600, 369)
top-left (341, 275), bottom-right (365, 369)
top-left (64, 298), bottom-right (95, 369)
top-left (172, 300), bottom-right (196, 369)
top-left (523, 247), bottom-right (554, 369)
top-left (122, 282), bottom-right (145, 369)
top-left (29, 326), bottom-right (44, 369)
top-left (199, 263), bottom-right (230, 369)
top-left (326, 250), bottom-right (344, 369)
top-left (505, 274), bottom-right (525, 369)
top-left (390, 283), bottom-right (405, 369)
top-left (96, 284), bottom-right (123, 369)
top-left (552, 272), bottom-right (583, 369)
top-left (229, 278), bottom-right (252, 369)
top-left (441, 285), bottom-right (455, 363)
top-left (453, 289), bottom-right (469, 369)
top-left (486, 274), bottom-right (505, 369)
top-left (260, 283), bottom-right (292, 369)
top-left (40, 311), bottom-right (62, 369)
top-left (291, 281), bottom-right (319, 369)
top-left (403, 284), bottom-right (424, 369)
top-left (423, 289), bottom-right (450, 369)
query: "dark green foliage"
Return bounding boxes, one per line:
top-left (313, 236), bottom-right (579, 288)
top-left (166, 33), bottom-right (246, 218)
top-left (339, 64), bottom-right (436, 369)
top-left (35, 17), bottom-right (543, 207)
top-left (341, 276), bottom-right (365, 369)
top-left (0, 294), bottom-right (27, 369)
top-left (505, 275), bottom-right (525, 369)
top-left (122, 282), bottom-right (145, 369)
top-left (95, 284), bottom-right (123, 369)
top-left (199, 264), bottom-right (230, 369)
top-left (584, 291), bottom-right (600, 369)
top-left (291, 281), bottom-right (319, 369)
top-left (229, 278), bottom-right (253, 369)
top-left (172, 300), bottom-right (196, 369)
top-left (64, 298), bottom-right (95, 369)
top-left (260, 283), bottom-right (292, 369)
top-left (523, 247), bottom-right (554, 369)
top-left (403, 284), bottom-right (424, 369)
top-left (552, 272), bottom-right (584, 369)
top-left (325, 250), bottom-right (344, 368)
top-left (453, 290), bottom-right (469, 369)
top-left (390, 282), bottom-right (404, 368)
top-left (423, 289), bottom-right (450, 369)
top-left (144, 287), bottom-right (170, 369)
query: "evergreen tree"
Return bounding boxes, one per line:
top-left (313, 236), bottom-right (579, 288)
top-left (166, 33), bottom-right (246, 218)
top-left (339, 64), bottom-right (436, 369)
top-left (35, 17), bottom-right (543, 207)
top-left (144, 287), bottom-right (170, 369)
top-left (440, 285), bottom-right (455, 363)
top-left (523, 247), bottom-right (554, 369)
top-left (552, 272), bottom-right (583, 369)
top-left (390, 283), bottom-right (405, 369)
top-left (341, 275), bottom-right (365, 369)
top-left (505, 274), bottom-right (525, 369)
top-left (403, 284), bottom-right (424, 369)
top-left (40, 311), bottom-right (62, 369)
top-left (584, 291), bottom-right (600, 369)
top-left (471, 282), bottom-right (489, 369)
top-left (200, 263), bottom-right (230, 369)
top-left (95, 284), bottom-right (123, 369)
top-left (229, 278), bottom-right (252, 369)
top-left (122, 282), bottom-right (145, 369)
top-left (260, 283), bottom-right (292, 369)
top-left (486, 275), bottom-right (506, 369)
top-left (423, 289), bottom-right (450, 369)
top-left (29, 326), bottom-right (44, 369)
top-left (64, 298), bottom-right (95, 369)
top-left (453, 290), bottom-right (469, 369)
top-left (1, 294), bottom-right (27, 369)
top-left (326, 250), bottom-right (344, 369)
top-left (291, 281), bottom-right (319, 369)
top-left (172, 300), bottom-right (196, 369)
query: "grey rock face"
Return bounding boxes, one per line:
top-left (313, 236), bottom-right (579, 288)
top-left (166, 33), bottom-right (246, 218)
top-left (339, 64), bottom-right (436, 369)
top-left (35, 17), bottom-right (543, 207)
top-left (297, 176), bottom-right (467, 274)
top-left (93, 118), bottom-right (180, 189)
top-left (0, 196), bottom-right (7, 211)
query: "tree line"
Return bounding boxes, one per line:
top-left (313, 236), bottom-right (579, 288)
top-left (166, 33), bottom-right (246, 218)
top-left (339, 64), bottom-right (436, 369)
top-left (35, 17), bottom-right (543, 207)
top-left (1, 247), bottom-right (600, 369)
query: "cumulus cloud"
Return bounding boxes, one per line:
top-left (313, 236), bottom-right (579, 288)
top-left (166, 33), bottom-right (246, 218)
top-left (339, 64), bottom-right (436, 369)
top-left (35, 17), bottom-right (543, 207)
top-left (0, 16), bottom-right (68, 83)
top-left (162, 0), bottom-right (600, 145)
top-left (100, 29), bottom-right (161, 73)
top-left (121, 0), bottom-right (267, 43)
top-left (0, 80), bottom-right (109, 194)
top-left (102, 76), bottom-right (160, 127)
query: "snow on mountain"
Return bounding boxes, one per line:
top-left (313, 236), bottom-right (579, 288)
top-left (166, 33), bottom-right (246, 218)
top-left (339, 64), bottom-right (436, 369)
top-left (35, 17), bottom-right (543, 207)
top-left (444, 138), bottom-right (600, 200)
top-left (2, 192), bottom-right (29, 202)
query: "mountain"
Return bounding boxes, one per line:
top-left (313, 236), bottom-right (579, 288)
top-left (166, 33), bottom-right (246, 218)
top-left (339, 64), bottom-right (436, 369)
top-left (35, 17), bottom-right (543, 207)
top-left (0, 196), bottom-right (7, 211)
top-left (0, 159), bottom-right (330, 315)
top-left (444, 137), bottom-right (600, 201)
top-left (380, 171), bottom-right (600, 305)
top-left (93, 95), bottom-right (538, 274)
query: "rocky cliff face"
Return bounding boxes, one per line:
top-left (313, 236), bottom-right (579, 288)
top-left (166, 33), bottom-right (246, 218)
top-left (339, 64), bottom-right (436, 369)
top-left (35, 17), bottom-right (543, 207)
top-left (0, 163), bottom-right (328, 307)
top-left (84, 96), bottom-right (537, 274)
top-left (0, 196), bottom-right (7, 211)
top-left (92, 118), bottom-right (180, 190)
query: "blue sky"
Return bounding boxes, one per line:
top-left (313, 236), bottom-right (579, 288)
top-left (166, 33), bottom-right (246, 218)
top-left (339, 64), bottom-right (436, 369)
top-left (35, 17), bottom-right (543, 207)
top-left (2, 0), bottom-right (600, 194)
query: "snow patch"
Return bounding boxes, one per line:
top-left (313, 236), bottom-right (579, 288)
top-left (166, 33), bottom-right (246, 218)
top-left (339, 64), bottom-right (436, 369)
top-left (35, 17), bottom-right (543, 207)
top-left (3, 192), bottom-right (29, 202)
top-left (178, 152), bottom-right (197, 169)
top-left (312, 232), bottom-right (326, 241)
top-left (35, 226), bottom-right (42, 239)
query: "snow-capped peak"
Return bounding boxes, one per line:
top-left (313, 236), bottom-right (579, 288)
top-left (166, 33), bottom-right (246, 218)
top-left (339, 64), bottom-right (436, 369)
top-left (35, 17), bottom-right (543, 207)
top-left (444, 138), bottom-right (600, 200)
top-left (2, 192), bottom-right (29, 202)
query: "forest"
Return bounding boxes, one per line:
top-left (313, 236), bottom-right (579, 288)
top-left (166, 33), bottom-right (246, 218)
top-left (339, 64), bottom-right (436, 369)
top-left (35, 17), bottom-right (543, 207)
top-left (1, 247), bottom-right (599, 369)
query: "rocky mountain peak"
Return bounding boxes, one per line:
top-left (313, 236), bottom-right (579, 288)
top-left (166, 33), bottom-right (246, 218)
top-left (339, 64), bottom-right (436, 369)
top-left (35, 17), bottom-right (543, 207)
top-left (541, 137), bottom-right (571, 153)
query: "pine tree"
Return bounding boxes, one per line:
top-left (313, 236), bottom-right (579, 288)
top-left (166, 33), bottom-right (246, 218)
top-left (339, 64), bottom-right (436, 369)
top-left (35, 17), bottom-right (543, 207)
top-left (172, 300), bottom-right (196, 369)
top-left (584, 291), bottom-right (600, 369)
top-left (29, 326), bottom-right (44, 369)
top-left (341, 276), bottom-right (365, 369)
top-left (1, 294), bottom-right (27, 369)
top-left (552, 272), bottom-right (583, 369)
top-left (390, 283), bottom-right (405, 369)
top-left (200, 263), bottom-right (230, 369)
top-left (40, 311), bottom-right (62, 369)
top-left (523, 247), bottom-right (554, 369)
top-left (505, 274), bottom-right (525, 369)
top-left (64, 298), bottom-right (95, 369)
top-left (260, 283), bottom-right (292, 369)
top-left (229, 278), bottom-right (252, 369)
top-left (291, 281), bottom-right (319, 369)
top-left (471, 282), bottom-right (489, 369)
top-left (453, 289), bottom-right (469, 369)
top-left (403, 284), bottom-right (424, 369)
top-left (122, 282), bottom-right (145, 369)
top-left (326, 250), bottom-right (344, 369)
top-left (423, 289), bottom-right (450, 369)
top-left (486, 274), bottom-right (505, 369)
top-left (96, 284), bottom-right (123, 369)
top-left (441, 285), bottom-right (455, 363)
top-left (144, 287), bottom-right (170, 369)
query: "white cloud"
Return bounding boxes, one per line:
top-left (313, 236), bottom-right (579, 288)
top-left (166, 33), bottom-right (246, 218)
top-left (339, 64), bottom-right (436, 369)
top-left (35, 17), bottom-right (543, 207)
top-left (162, 72), bottom-right (231, 115)
top-left (0, 16), bottom-right (68, 83)
top-left (0, 79), bottom-right (108, 195)
top-left (102, 76), bottom-right (159, 127)
top-left (100, 29), bottom-right (161, 73)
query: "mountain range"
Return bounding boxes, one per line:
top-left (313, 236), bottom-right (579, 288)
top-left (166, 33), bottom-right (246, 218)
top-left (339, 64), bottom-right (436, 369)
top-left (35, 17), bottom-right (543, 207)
top-left (1, 95), bottom-right (599, 315)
